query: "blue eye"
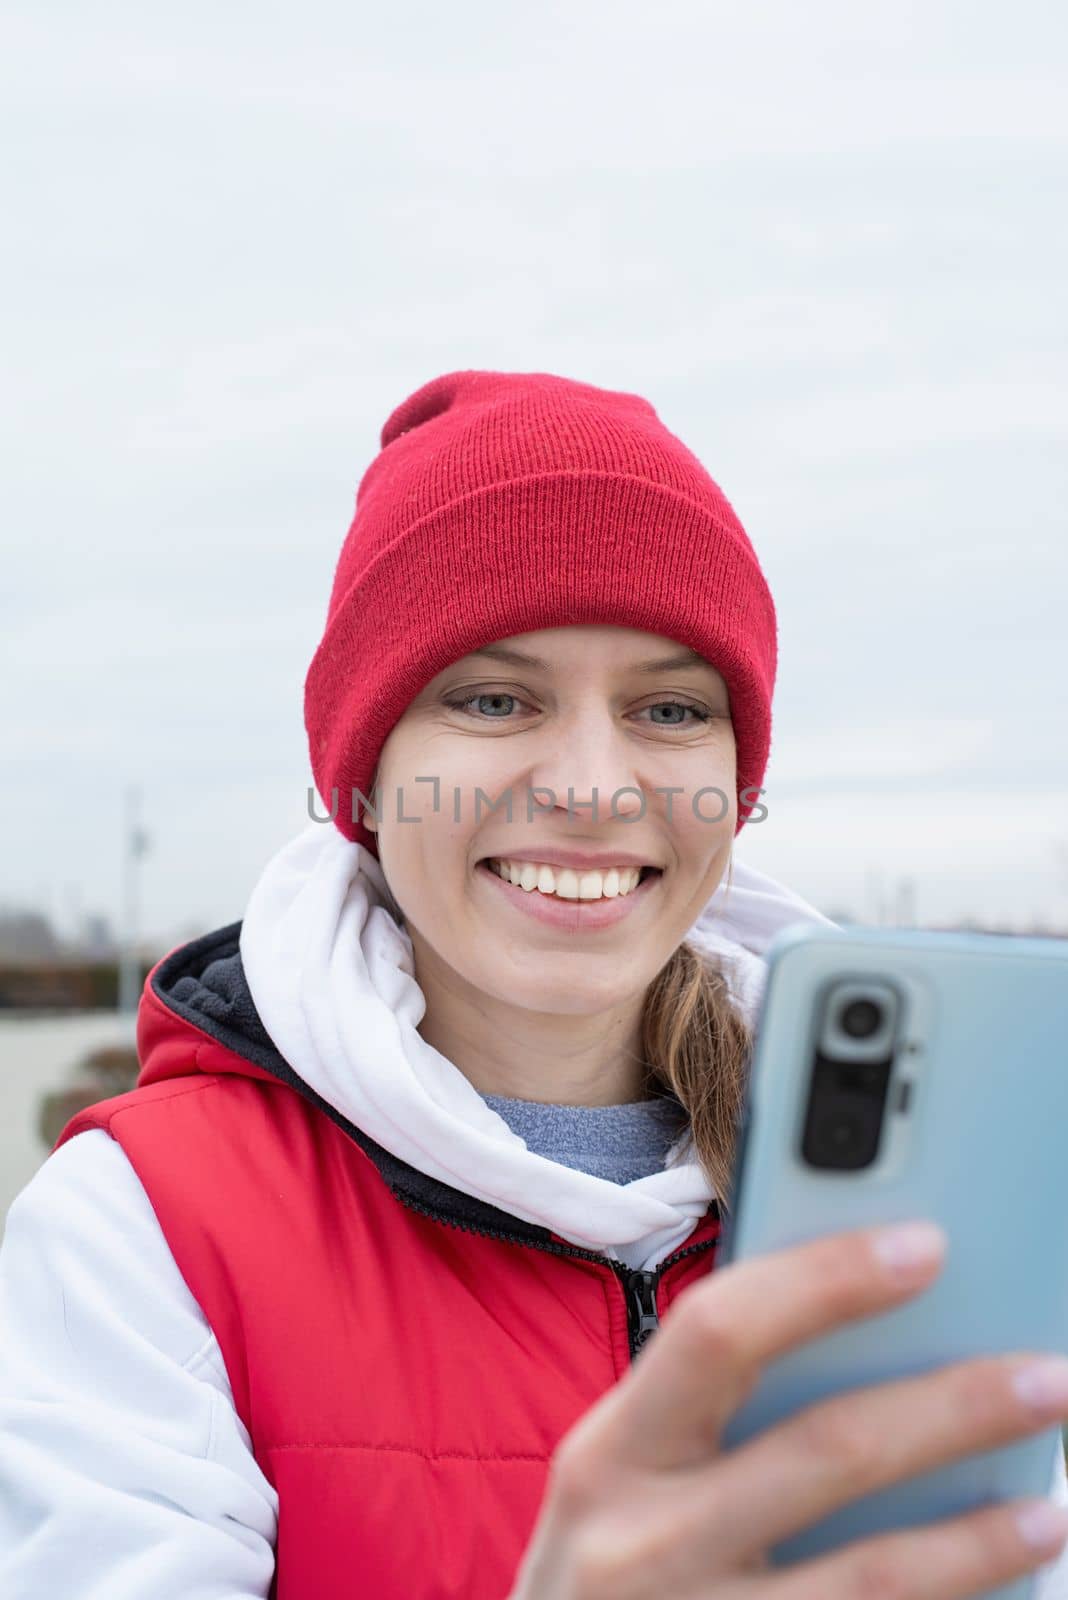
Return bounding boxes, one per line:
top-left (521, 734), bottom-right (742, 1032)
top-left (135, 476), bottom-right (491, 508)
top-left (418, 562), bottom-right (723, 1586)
top-left (643, 703), bottom-right (712, 726)
top-left (442, 692), bottom-right (520, 718)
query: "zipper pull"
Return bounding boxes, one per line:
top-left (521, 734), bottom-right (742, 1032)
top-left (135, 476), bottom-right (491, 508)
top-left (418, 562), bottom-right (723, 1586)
top-left (626, 1269), bottom-right (660, 1354)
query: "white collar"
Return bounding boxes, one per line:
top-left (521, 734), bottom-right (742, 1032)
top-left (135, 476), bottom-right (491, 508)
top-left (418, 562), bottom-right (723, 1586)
top-left (239, 821), bottom-right (835, 1271)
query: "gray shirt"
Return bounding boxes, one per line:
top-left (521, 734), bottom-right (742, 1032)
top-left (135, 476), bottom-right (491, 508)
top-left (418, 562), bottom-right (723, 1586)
top-left (480, 1090), bottom-right (690, 1184)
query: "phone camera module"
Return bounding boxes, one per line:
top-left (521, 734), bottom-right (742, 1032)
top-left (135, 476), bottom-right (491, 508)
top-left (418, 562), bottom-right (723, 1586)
top-left (801, 977), bottom-right (904, 1171)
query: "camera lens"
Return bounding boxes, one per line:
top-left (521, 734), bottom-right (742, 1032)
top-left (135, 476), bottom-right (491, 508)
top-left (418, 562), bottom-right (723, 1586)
top-left (839, 997), bottom-right (883, 1039)
top-left (828, 1113), bottom-right (860, 1148)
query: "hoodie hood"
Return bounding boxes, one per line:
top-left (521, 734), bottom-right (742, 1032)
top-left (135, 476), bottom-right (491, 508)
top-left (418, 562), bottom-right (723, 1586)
top-left (138, 821), bottom-right (835, 1272)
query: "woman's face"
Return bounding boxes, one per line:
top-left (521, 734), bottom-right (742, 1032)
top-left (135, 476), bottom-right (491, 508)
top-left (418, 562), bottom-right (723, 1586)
top-left (365, 625), bottom-right (736, 1017)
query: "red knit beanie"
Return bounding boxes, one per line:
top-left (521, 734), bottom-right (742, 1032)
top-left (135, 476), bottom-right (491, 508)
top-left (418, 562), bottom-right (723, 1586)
top-left (305, 369), bottom-right (777, 858)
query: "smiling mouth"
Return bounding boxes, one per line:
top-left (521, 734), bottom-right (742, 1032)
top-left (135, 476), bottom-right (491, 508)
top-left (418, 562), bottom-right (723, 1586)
top-left (480, 858), bottom-right (663, 903)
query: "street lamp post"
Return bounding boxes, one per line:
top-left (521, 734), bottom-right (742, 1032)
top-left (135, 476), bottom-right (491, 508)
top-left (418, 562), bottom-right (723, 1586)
top-left (118, 785), bottom-right (150, 1016)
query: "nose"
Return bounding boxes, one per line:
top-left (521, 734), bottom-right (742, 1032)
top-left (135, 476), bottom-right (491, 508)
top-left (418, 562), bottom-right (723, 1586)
top-left (528, 712), bottom-right (646, 827)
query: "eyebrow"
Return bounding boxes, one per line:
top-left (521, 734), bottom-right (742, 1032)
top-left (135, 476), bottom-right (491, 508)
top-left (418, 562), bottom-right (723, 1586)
top-left (465, 646), bottom-right (713, 675)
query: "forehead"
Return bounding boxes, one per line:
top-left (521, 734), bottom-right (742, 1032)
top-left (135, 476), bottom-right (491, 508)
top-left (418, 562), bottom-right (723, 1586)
top-left (450, 626), bottom-right (715, 674)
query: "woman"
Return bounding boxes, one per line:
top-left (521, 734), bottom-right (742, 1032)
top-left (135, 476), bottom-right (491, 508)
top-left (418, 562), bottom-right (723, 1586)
top-left (2, 369), bottom-right (1066, 1598)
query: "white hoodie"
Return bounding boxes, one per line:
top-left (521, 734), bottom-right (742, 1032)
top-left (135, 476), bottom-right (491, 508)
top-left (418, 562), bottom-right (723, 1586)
top-left (1, 824), bottom-right (1066, 1598)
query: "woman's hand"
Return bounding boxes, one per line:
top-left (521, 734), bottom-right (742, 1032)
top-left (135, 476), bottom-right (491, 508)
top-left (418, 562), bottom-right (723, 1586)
top-left (509, 1221), bottom-right (1068, 1598)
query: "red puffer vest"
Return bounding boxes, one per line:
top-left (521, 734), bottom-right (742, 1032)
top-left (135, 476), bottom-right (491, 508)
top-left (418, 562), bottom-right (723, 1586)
top-left (54, 923), bottom-right (723, 1600)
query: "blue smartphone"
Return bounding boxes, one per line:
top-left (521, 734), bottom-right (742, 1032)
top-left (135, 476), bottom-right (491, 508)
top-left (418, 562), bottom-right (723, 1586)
top-left (716, 923), bottom-right (1068, 1596)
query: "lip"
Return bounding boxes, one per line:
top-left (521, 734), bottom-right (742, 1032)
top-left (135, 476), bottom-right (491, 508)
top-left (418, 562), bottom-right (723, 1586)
top-left (477, 846), bottom-right (660, 871)
top-left (475, 858), bottom-right (663, 931)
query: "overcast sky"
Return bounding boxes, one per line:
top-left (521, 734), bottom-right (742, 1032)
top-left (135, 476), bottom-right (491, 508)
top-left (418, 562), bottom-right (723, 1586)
top-left (3, 0), bottom-right (1066, 948)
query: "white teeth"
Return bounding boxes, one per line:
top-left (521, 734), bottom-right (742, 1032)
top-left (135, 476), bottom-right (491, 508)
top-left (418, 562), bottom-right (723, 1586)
top-left (487, 859), bottom-right (651, 900)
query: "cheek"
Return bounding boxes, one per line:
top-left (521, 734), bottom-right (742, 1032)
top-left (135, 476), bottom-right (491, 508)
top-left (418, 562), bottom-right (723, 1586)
top-left (377, 814), bottom-right (476, 926)
top-left (670, 809), bottom-right (735, 902)
top-left (665, 764), bottom-right (736, 838)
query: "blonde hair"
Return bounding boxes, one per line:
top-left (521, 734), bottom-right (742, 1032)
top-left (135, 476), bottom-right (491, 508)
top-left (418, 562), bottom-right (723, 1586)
top-left (635, 862), bottom-right (754, 1216)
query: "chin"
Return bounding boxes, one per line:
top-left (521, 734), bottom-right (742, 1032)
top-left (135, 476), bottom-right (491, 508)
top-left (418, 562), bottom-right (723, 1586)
top-left (508, 969), bottom-right (650, 1016)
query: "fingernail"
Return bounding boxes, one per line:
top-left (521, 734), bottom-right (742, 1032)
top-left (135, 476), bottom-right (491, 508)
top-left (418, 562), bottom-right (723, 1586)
top-left (1015, 1499), bottom-right (1068, 1551)
top-left (1012, 1358), bottom-right (1068, 1412)
top-left (871, 1222), bottom-right (947, 1276)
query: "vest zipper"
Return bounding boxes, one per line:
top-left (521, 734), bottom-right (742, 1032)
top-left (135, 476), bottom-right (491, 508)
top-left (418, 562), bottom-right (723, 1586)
top-left (389, 1190), bottom-right (720, 1362)
top-left (618, 1231), bottom-right (726, 1359)
top-left (624, 1270), bottom-right (661, 1356)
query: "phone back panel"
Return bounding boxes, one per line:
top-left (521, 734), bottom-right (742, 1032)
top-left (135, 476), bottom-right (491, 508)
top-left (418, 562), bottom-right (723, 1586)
top-left (716, 924), bottom-right (1068, 1596)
